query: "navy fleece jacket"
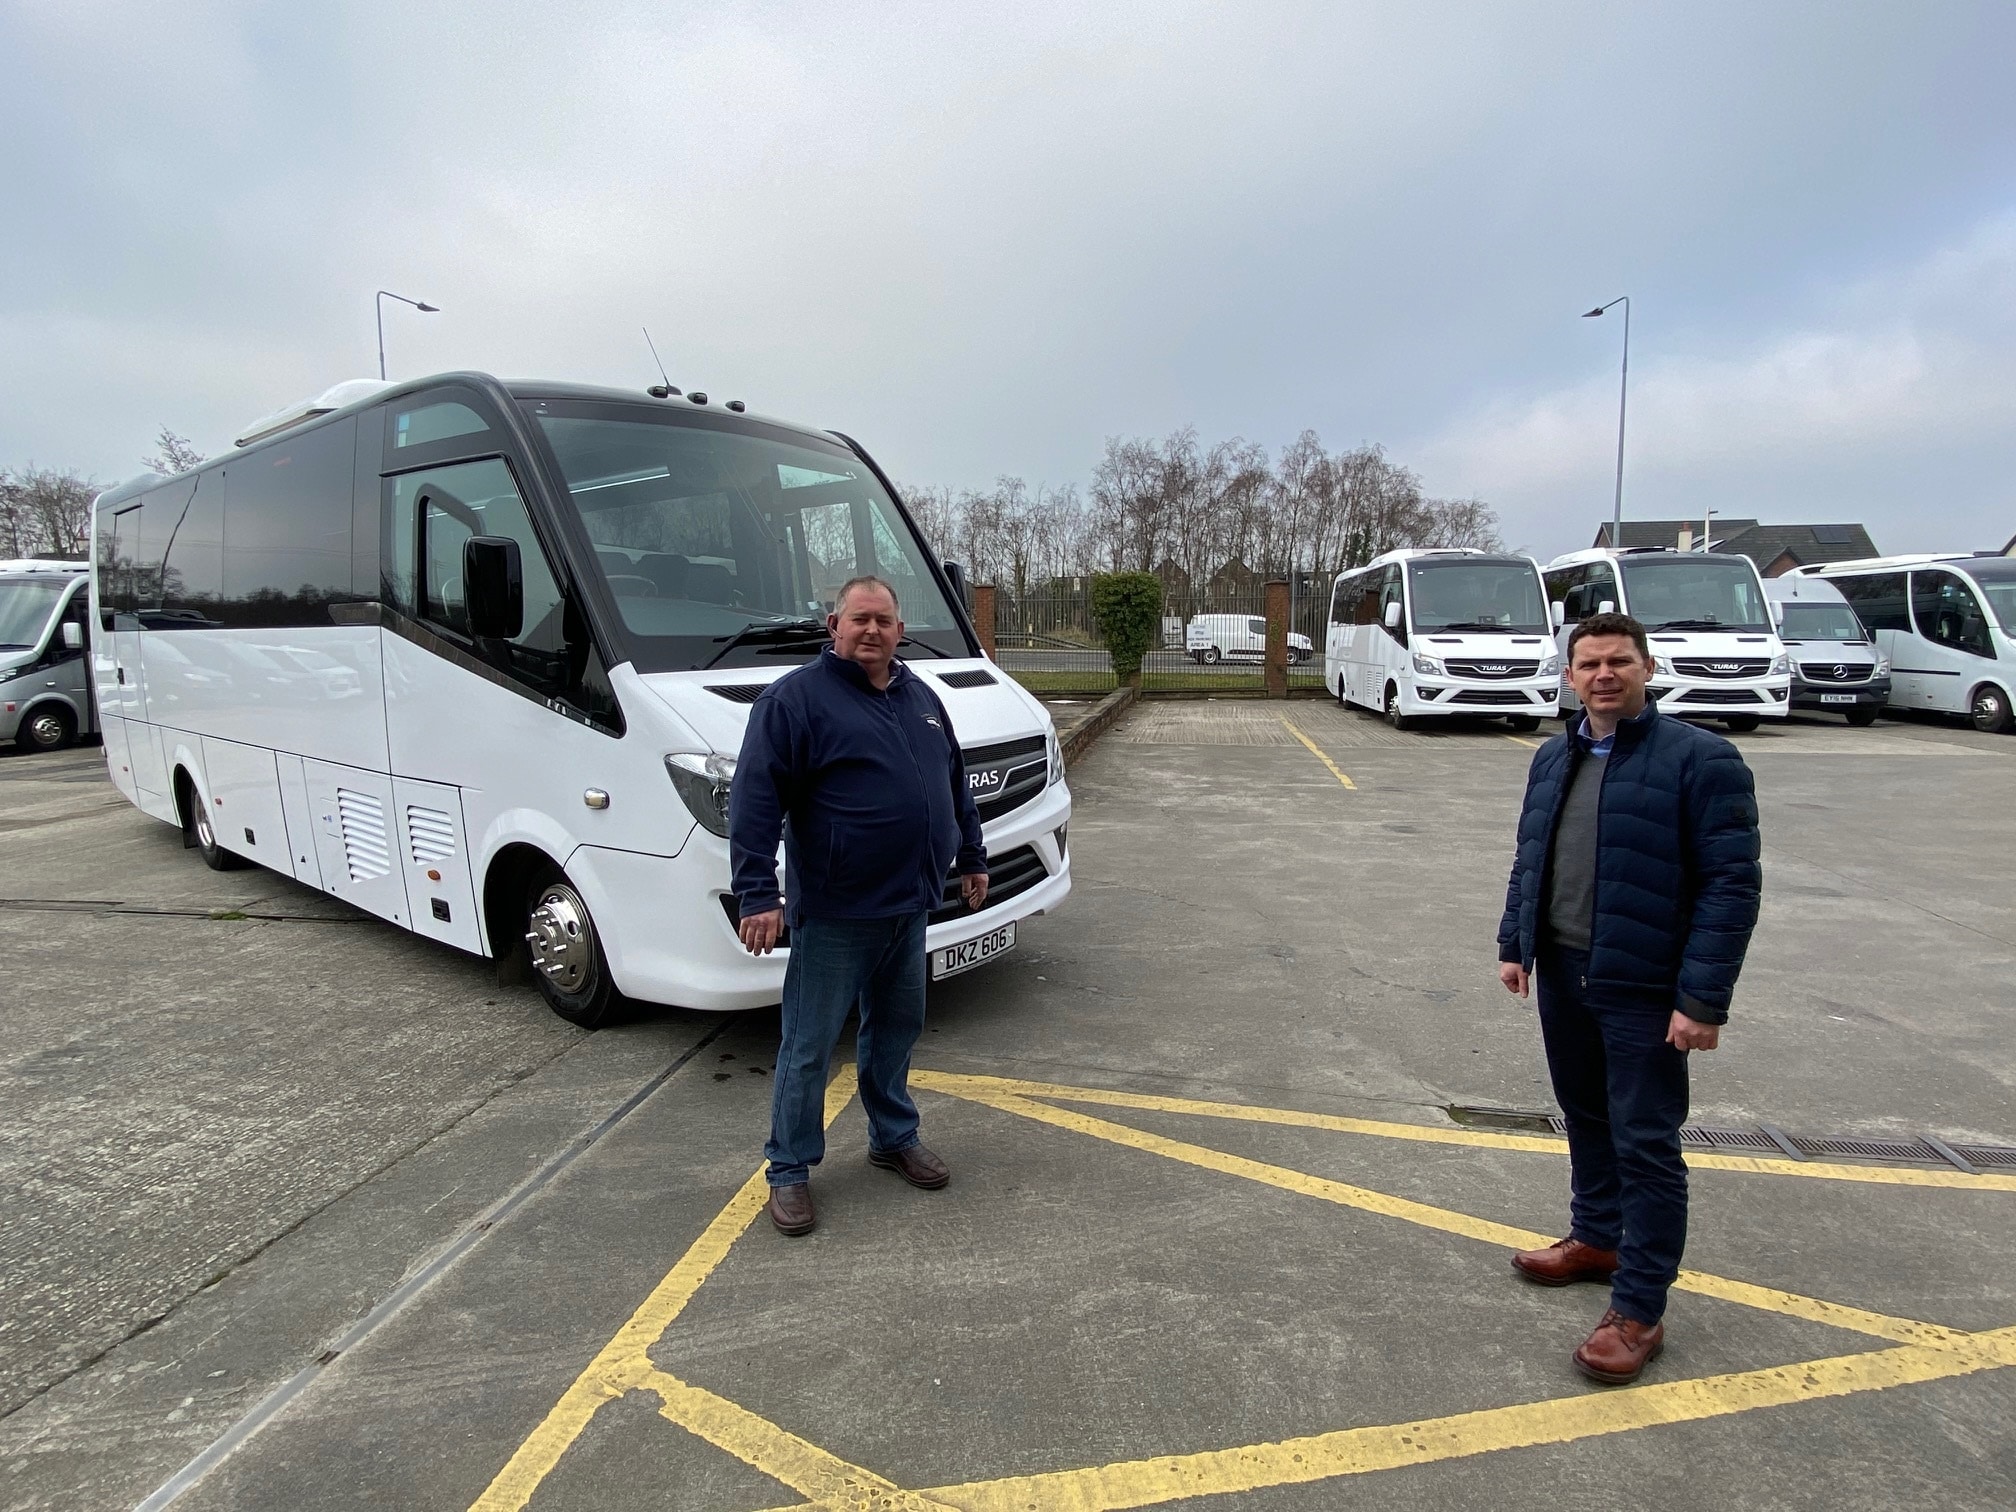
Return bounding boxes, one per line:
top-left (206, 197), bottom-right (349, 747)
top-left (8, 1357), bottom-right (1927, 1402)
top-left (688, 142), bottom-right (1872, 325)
top-left (728, 648), bottom-right (987, 926)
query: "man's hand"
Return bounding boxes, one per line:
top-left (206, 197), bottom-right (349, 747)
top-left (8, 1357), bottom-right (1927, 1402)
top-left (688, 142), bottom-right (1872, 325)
top-left (1498, 961), bottom-right (1529, 999)
top-left (738, 907), bottom-right (784, 955)
top-left (961, 872), bottom-right (989, 910)
top-left (1667, 1011), bottom-right (1721, 1052)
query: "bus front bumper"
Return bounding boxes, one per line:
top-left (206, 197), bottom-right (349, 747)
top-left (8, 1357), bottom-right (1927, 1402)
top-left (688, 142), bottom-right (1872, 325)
top-left (1646, 678), bottom-right (1791, 716)
top-left (1402, 678), bottom-right (1560, 717)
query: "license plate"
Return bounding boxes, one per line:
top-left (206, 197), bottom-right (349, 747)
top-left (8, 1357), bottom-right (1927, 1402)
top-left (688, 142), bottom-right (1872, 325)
top-left (1819, 693), bottom-right (1858, 704)
top-left (932, 922), bottom-right (1015, 980)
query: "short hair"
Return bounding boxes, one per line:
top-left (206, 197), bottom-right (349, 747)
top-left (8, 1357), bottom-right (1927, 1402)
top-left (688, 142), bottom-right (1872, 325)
top-left (1566, 610), bottom-right (1651, 664)
top-left (833, 575), bottom-right (900, 614)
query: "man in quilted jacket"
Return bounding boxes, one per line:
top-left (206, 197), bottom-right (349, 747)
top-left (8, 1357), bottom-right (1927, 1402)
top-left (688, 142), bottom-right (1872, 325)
top-left (1496, 611), bottom-right (1761, 1384)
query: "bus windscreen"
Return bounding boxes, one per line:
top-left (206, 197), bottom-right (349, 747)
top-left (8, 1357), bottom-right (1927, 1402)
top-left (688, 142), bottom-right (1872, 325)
top-left (1406, 559), bottom-right (1547, 634)
top-left (0, 581), bottom-right (62, 649)
top-left (1620, 557), bottom-right (1769, 632)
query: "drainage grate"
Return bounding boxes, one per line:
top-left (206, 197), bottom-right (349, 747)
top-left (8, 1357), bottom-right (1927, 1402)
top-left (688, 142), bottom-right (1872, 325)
top-left (1448, 1105), bottom-right (2014, 1174)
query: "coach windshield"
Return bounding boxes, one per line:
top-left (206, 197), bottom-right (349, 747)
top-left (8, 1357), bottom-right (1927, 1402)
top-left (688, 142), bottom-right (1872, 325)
top-left (526, 401), bottom-right (969, 672)
top-left (0, 580), bottom-right (63, 651)
top-left (1620, 556), bottom-right (1770, 633)
top-left (1406, 557), bottom-right (1548, 634)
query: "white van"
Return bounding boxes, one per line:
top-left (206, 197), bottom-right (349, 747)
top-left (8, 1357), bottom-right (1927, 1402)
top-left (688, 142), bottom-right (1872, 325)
top-left (1326, 549), bottom-right (1558, 730)
top-left (1185, 612), bottom-right (1313, 664)
top-left (90, 374), bottom-right (1071, 1025)
top-left (1810, 554), bottom-right (2016, 732)
top-left (1544, 548), bottom-right (1789, 731)
top-left (1762, 574), bottom-right (1889, 726)
top-left (0, 560), bottom-right (96, 751)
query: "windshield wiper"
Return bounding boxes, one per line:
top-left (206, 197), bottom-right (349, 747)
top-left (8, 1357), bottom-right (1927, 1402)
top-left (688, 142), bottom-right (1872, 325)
top-left (700, 618), bottom-right (828, 670)
top-left (897, 635), bottom-right (953, 658)
top-left (1431, 621), bottom-right (1522, 633)
top-left (1649, 618), bottom-right (1724, 631)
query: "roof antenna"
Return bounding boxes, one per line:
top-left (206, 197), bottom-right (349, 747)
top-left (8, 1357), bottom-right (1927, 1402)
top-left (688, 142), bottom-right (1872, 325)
top-left (642, 328), bottom-right (680, 398)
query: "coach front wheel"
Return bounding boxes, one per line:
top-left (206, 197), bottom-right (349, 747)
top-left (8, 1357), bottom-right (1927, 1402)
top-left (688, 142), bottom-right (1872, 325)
top-left (1844, 707), bottom-right (1880, 728)
top-left (1970, 684), bottom-right (2013, 734)
top-left (182, 777), bottom-right (248, 872)
top-left (21, 705), bottom-right (74, 752)
top-left (525, 868), bottom-right (626, 1028)
top-left (1384, 683), bottom-right (1415, 732)
top-left (1721, 715), bottom-right (1761, 733)
top-left (1504, 715), bottom-right (1541, 733)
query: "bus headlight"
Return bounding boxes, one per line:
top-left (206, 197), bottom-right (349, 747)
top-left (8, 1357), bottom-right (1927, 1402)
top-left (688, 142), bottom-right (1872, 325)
top-left (1770, 652), bottom-right (1790, 675)
top-left (665, 752), bottom-right (734, 836)
top-left (1412, 653), bottom-right (1444, 676)
top-left (1540, 653), bottom-right (1561, 677)
top-left (1047, 729), bottom-right (1064, 785)
top-left (1875, 657), bottom-right (1891, 677)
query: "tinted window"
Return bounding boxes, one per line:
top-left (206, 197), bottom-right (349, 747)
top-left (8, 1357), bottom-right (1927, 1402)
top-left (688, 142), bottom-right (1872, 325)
top-left (394, 401), bottom-right (490, 451)
top-left (97, 503), bottom-right (143, 620)
top-left (219, 418), bottom-right (357, 627)
top-left (1911, 570), bottom-right (1994, 658)
top-left (1378, 565), bottom-right (1405, 640)
top-left (1834, 572), bottom-right (1910, 632)
top-left (1329, 579), bottom-right (1350, 627)
top-left (1960, 558), bottom-right (2016, 633)
top-left (155, 476), bottom-right (223, 626)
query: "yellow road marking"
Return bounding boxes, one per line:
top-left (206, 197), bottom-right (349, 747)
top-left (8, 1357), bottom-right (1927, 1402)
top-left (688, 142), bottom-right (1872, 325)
top-left (909, 1070), bottom-right (2016, 1193)
top-left (467, 1069), bottom-right (862, 1512)
top-left (1276, 717), bottom-right (1356, 788)
top-left (1502, 732), bottom-right (1542, 749)
top-left (758, 1326), bottom-right (2016, 1512)
top-left (638, 1367), bottom-right (953, 1509)
top-left (945, 1086), bottom-right (1955, 1347)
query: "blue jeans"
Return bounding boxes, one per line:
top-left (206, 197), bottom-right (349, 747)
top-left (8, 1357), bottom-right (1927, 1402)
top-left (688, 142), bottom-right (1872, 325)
top-left (1536, 945), bottom-right (1691, 1325)
top-left (766, 911), bottom-right (928, 1187)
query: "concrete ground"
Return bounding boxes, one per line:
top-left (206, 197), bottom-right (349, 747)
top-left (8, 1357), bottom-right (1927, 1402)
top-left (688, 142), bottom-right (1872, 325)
top-left (1, 706), bottom-right (2012, 1511)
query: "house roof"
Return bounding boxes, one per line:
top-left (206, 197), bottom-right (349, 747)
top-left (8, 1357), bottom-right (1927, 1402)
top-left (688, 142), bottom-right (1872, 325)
top-left (1591, 518), bottom-right (1878, 569)
top-left (1594, 519), bottom-right (1759, 549)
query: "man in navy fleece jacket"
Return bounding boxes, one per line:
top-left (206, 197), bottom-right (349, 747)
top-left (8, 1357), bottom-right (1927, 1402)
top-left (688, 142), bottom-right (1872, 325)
top-left (729, 575), bottom-right (987, 1237)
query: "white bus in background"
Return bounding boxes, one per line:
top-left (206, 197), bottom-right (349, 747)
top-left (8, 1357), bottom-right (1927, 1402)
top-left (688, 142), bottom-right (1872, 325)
top-left (1543, 548), bottom-right (1790, 732)
top-left (91, 372), bottom-right (1071, 1026)
top-left (1762, 573), bottom-right (1889, 726)
top-left (1, 560), bottom-right (96, 752)
top-left (1326, 549), bottom-right (1559, 731)
top-left (1809, 554), bottom-right (2016, 732)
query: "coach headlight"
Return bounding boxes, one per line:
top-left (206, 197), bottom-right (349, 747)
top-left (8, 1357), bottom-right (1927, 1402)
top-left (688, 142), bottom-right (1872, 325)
top-left (1540, 652), bottom-right (1561, 677)
top-left (665, 752), bottom-right (735, 837)
top-left (1412, 652), bottom-right (1444, 676)
top-left (1047, 728), bottom-right (1064, 785)
top-left (1770, 652), bottom-right (1790, 675)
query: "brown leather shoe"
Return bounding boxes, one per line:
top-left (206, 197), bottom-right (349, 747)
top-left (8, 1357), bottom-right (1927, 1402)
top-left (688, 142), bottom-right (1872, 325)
top-left (767, 1182), bottom-right (816, 1236)
top-left (868, 1142), bottom-right (950, 1189)
top-left (1511, 1236), bottom-right (1620, 1287)
top-left (1573, 1308), bottom-right (1665, 1384)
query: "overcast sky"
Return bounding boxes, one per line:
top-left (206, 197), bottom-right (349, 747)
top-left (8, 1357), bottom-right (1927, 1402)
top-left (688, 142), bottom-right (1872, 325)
top-left (4, 0), bottom-right (2013, 560)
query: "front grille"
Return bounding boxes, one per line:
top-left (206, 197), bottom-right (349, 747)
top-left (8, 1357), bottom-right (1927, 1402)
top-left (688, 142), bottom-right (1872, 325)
top-left (965, 735), bottom-right (1048, 823)
top-left (1449, 688), bottom-right (1533, 706)
top-left (1799, 662), bottom-right (1874, 684)
top-left (1676, 688), bottom-right (1763, 704)
top-left (706, 684), bottom-right (765, 703)
top-left (1671, 658), bottom-right (1771, 679)
top-left (1444, 660), bottom-right (1540, 680)
top-left (929, 844), bottom-right (1047, 925)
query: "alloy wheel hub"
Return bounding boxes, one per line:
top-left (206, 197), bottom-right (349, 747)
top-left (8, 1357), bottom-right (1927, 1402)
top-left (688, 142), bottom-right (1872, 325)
top-left (526, 886), bottom-right (593, 992)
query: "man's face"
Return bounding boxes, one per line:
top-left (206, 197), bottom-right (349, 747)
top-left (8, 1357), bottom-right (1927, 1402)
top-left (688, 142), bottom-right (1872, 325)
top-left (828, 585), bottom-right (902, 674)
top-left (1568, 633), bottom-right (1653, 717)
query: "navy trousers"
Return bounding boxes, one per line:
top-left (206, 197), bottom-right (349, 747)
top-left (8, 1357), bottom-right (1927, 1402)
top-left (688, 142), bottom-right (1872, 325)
top-left (765, 911), bottom-right (928, 1187)
top-left (1536, 945), bottom-right (1691, 1324)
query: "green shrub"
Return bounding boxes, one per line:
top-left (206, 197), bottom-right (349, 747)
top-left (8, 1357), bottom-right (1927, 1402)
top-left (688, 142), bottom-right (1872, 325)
top-left (1091, 571), bottom-right (1164, 685)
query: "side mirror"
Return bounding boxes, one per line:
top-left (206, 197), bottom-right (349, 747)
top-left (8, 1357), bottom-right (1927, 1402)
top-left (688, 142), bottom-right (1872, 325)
top-left (1770, 601), bottom-right (1785, 627)
top-left (1550, 600), bottom-right (1566, 629)
top-left (1597, 599), bottom-right (1616, 615)
top-left (464, 535), bottom-right (524, 640)
top-left (942, 559), bottom-right (972, 611)
top-left (1382, 601), bottom-right (1402, 630)
top-left (61, 622), bottom-right (84, 651)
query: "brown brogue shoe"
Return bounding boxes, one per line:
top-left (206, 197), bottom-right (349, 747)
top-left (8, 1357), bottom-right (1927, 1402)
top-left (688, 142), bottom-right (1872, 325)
top-left (1573, 1308), bottom-right (1665, 1384)
top-left (767, 1182), bottom-right (816, 1236)
top-left (1511, 1236), bottom-right (1620, 1287)
top-left (868, 1142), bottom-right (950, 1190)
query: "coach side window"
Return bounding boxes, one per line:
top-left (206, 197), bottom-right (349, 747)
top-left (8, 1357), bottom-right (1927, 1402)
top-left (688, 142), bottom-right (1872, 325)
top-left (219, 418), bottom-right (357, 627)
top-left (1911, 570), bottom-right (1995, 659)
top-left (1329, 581), bottom-right (1349, 627)
top-left (1836, 572), bottom-right (1910, 633)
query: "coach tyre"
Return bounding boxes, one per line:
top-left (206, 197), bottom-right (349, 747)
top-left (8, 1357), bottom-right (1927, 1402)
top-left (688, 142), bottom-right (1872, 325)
top-left (22, 704), bottom-right (74, 752)
top-left (1504, 715), bottom-right (1541, 733)
top-left (524, 868), bottom-right (625, 1027)
top-left (1721, 715), bottom-right (1761, 732)
top-left (1384, 682), bottom-right (1414, 732)
top-left (182, 776), bottom-right (248, 871)
top-left (1970, 683), bottom-right (2013, 734)
top-left (1845, 707), bottom-right (1880, 727)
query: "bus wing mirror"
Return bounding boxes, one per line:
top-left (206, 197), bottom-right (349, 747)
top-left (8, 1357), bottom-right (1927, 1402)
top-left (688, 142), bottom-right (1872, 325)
top-left (1597, 599), bottom-right (1615, 615)
top-left (61, 621), bottom-right (83, 650)
top-left (1382, 601), bottom-right (1401, 629)
top-left (1770, 601), bottom-right (1785, 627)
top-left (1550, 600), bottom-right (1565, 628)
top-left (464, 536), bottom-right (524, 640)
top-left (942, 559), bottom-right (972, 611)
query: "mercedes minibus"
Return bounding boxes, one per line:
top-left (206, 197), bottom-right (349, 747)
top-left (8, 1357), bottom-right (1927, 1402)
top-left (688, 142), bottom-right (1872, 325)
top-left (90, 373), bottom-right (1071, 1025)
top-left (1543, 548), bottom-right (1789, 731)
top-left (1325, 549), bottom-right (1559, 730)
top-left (1811, 554), bottom-right (2016, 732)
top-left (1762, 573), bottom-right (1888, 725)
top-left (1, 559), bottom-right (95, 752)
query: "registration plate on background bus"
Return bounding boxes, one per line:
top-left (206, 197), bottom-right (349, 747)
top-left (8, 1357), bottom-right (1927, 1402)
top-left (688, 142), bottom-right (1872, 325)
top-left (932, 922), bottom-right (1015, 980)
top-left (1820, 693), bottom-right (1858, 704)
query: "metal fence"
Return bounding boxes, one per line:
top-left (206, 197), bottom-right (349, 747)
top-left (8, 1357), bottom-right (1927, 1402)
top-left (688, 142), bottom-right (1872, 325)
top-left (989, 583), bottom-right (1330, 696)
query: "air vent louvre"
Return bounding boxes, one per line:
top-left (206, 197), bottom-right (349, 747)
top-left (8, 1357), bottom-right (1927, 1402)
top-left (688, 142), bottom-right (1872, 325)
top-left (706, 684), bottom-right (765, 703)
top-left (940, 669), bottom-right (998, 689)
top-left (407, 805), bottom-right (456, 865)
top-left (336, 789), bottom-right (391, 882)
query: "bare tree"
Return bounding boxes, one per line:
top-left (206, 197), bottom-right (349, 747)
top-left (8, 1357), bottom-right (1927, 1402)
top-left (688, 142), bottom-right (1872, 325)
top-left (0, 466), bottom-right (98, 560)
top-left (144, 427), bottom-right (206, 477)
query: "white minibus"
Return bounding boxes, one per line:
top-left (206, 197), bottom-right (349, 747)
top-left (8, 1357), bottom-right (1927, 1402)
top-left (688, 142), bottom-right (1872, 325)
top-left (1543, 548), bottom-right (1789, 731)
top-left (1325, 549), bottom-right (1559, 730)
top-left (1810, 554), bottom-right (2016, 732)
top-left (1, 560), bottom-right (96, 751)
top-left (91, 373), bottom-right (1072, 1025)
top-left (1761, 573), bottom-right (1889, 726)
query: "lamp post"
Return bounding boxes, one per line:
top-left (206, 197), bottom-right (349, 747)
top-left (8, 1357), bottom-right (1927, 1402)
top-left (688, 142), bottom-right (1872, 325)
top-left (1582, 296), bottom-right (1630, 549)
top-left (376, 290), bottom-right (440, 380)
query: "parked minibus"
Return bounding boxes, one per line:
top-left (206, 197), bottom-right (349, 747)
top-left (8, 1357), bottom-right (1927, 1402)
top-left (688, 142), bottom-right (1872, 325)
top-left (0, 560), bottom-right (95, 752)
top-left (1762, 574), bottom-right (1888, 726)
top-left (90, 373), bottom-right (1072, 1025)
top-left (1543, 548), bottom-right (1789, 731)
top-left (1185, 612), bottom-right (1313, 664)
top-left (1809, 554), bottom-right (2016, 732)
top-left (1326, 549), bottom-right (1559, 730)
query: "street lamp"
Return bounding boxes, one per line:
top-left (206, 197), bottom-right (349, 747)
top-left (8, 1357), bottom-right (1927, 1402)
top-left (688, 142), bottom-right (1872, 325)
top-left (1582, 296), bottom-right (1630, 549)
top-left (376, 290), bottom-right (440, 381)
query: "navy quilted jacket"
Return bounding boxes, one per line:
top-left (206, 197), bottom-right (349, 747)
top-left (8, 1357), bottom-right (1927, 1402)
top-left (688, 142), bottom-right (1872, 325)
top-left (1497, 704), bottom-right (1761, 1023)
